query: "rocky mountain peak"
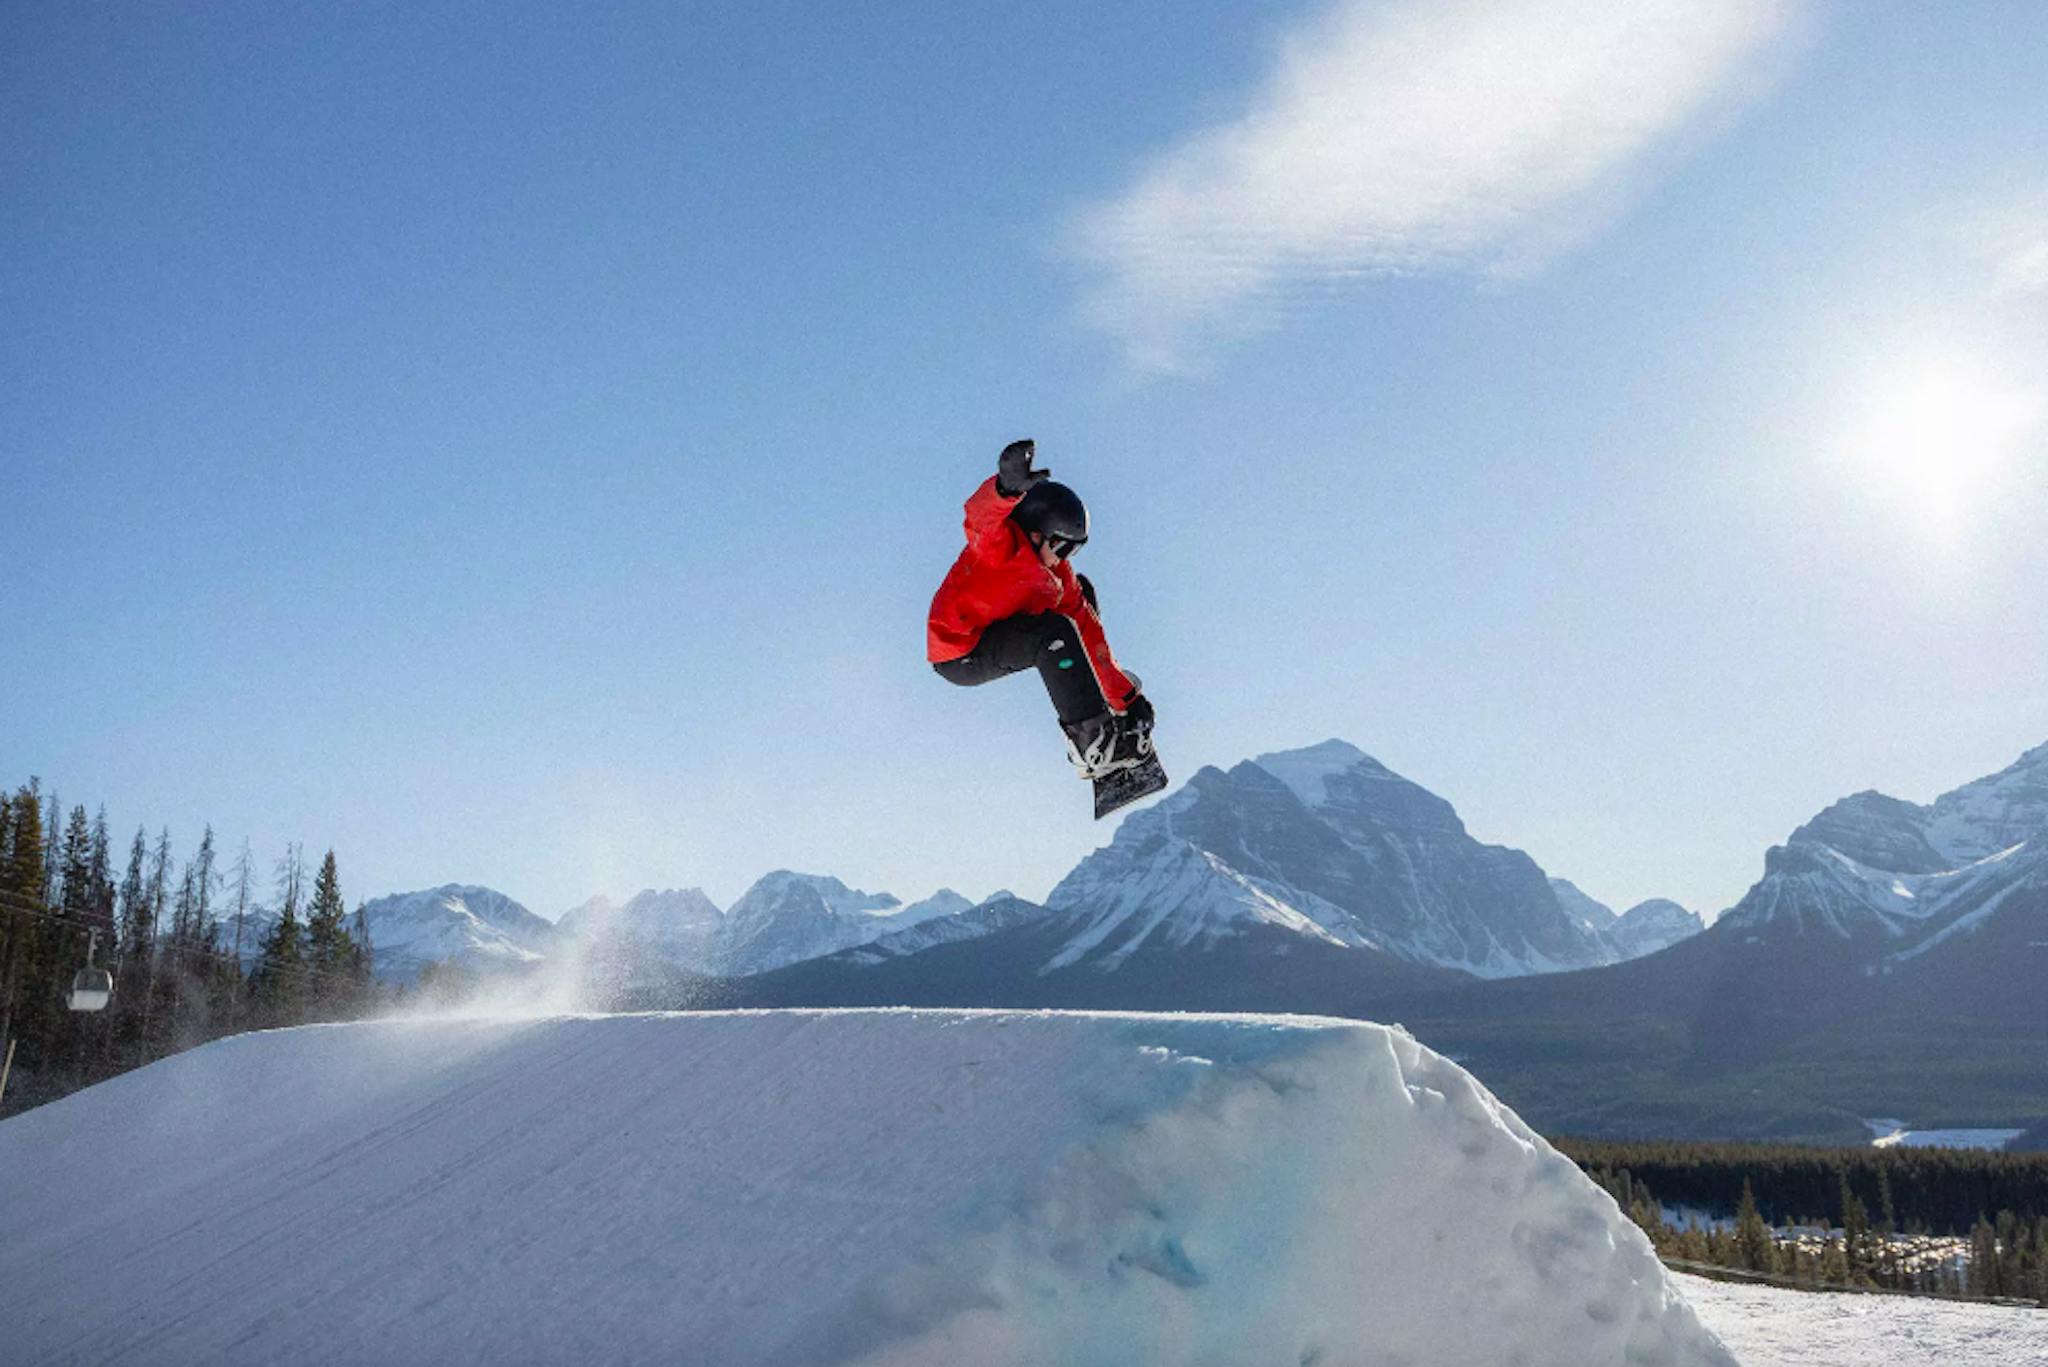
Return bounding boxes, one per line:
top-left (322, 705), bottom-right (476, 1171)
top-left (1925, 739), bottom-right (2048, 864)
top-left (1721, 740), bottom-right (2048, 953)
top-left (1789, 790), bottom-right (1952, 874)
top-left (1049, 739), bottom-right (1611, 978)
top-left (1550, 878), bottom-right (1619, 932)
top-left (356, 884), bottom-right (559, 982)
top-left (1603, 899), bottom-right (1703, 959)
top-left (1252, 741), bottom-right (1466, 840)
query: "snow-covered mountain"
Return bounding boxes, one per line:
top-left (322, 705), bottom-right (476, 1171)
top-left (1042, 741), bottom-right (1621, 978)
top-left (208, 884), bottom-right (560, 982)
top-left (1551, 877), bottom-right (1619, 934)
top-left (705, 873), bottom-right (970, 976)
top-left (726, 739), bottom-right (2048, 1143)
top-left (1546, 882), bottom-right (1702, 961)
top-left (1604, 898), bottom-right (1704, 959)
top-left (747, 740), bottom-right (1691, 984)
top-left (546, 880), bottom-right (982, 980)
top-left (307, 741), bottom-right (1719, 991)
top-left (1041, 780), bottom-right (1370, 972)
top-left (1357, 738), bottom-right (2048, 1140)
top-left (841, 893), bottom-right (1049, 964)
top-left (327, 743), bottom-right (1712, 989)
top-left (271, 872), bottom-right (991, 988)
top-left (1719, 742), bottom-right (2048, 961)
top-left (1792, 741), bottom-right (2048, 874)
top-left (358, 884), bottom-right (560, 982)
top-left (557, 887), bottom-right (723, 965)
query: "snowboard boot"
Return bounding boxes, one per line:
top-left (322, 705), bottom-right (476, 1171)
top-left (1062, 709), bottom-right (1153, 780)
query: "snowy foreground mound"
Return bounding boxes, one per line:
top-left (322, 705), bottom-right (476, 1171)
top-left (0, 1010), bottom-right (1732, 1367)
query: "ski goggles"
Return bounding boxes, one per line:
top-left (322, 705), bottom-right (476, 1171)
top-left (1046, 534), bottom-right (1084, 560)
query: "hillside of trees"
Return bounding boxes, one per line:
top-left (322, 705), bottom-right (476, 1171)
top-left (1561, 1136), bottom-right (2048, 1303)
top-left (1, 778), bottom-right (384, 1117)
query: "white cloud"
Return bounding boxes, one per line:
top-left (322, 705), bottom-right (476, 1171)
top-left (1067, 0), bottom-right (1803, 370)
top-left (2001, 240), bottom-right (2048, 293)
top-left (1979, 197), bottom-right (2048, 295)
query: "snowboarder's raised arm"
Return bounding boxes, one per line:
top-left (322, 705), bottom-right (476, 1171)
top-left (961, 475), bottom-right (1022, 550)
top-left (962, 438), bottom-right (1050, 549)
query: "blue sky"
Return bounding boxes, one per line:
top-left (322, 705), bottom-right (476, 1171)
top-left (6, 0), bottom-right (2045, 920)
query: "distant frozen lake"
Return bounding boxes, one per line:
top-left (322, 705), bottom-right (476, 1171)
top-left (1863, 1118), bottom-right (2026, 1151)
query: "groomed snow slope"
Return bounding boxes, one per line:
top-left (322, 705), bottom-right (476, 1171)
top-left (0, 1010), bottom-right (1732, 1367)
top-left (1677, 1273), bottom-right (2048, 1366)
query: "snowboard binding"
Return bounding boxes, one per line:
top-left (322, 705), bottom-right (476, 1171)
top-left (1062, 711), bottom-right (1168, 819)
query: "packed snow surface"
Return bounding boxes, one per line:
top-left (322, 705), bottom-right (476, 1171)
top-left (0, 1009), bottom-right (1729, 1367)
top-left (1676, 1273), bottom-right (2048, 1366)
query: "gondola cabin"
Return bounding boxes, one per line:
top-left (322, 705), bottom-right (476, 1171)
top-left (68, 966), bottom-right (114, 1012)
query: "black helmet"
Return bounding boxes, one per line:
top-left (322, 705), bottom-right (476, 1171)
top-left (1011, 480), bottom-right (1088, 555)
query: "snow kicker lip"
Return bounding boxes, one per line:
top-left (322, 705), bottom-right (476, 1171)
top-left (0, 1009), bottom-right (1733, 1367)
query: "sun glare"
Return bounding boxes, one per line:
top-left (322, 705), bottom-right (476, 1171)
top-left (1850, 360), bottom-right (2043, 546)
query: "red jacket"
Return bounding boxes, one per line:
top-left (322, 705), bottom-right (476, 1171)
top-left (927, 476), bottom-right (1138, 712)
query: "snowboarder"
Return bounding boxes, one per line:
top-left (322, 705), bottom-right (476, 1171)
top-left (928, 439), bottom-right (1165, 816)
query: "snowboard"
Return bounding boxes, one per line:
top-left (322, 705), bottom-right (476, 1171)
top-left (1093, 751), bottom-right (1168, 819)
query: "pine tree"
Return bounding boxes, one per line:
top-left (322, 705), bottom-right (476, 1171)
top-left (46, 806), bottom-right (100, 1069)
top-left (108, 826), bottom-right (153, 1062)
top-left (42, 794), bottom-right (62, 908)
top-left (1839, 1170), bottom-right (1874, 1284)
top-left (0, 790), bottom-right (10, 982)
top-left (169, 866), bottom-right (196, 948)
top-left (253, 845), bottom-right (308, 1017)
top-left (146, 829), bottom-right (173, 944)
top-left (58, 806), bottom-right (92, 921)
top-left (1818, 1235), bottom-right (1849, 1285)
top-left (1995, 1210), bottom-right (2022, 1298)
top-left (273, 843), bottom-right (304, 929)
top-left (117, 829), bottom-right (150, 957)
top-left (1872, 1163), bottom-right (1901, 1289)
top-left (131, 827), bottom-right (174, 1058)
top-left (86, 809), bottom-right (115, 942)
top-left (223, 839), bottom-right (257, 968)
top-left (155, 863), bottom-right (206, 1044)
top-left (157, 831), bottom-right (223, 1042)
top-left (304, 851), bottom-right (352, 1014)
top-left (1734, 1179), bottom-right (1774, 1272)
top-left (252, 895), bottom-right (306, 1017)
top-left (350, 902), bottom-right (375, 989)
top-left (0, 782), bottom-right (49, 1060)
top-left (189, 826), bottom-right (218, 946)
top-left (1969, 1215), bottom-right (1998, 1297)
top-left (1676, 1226), bottom-right (1708, 1263)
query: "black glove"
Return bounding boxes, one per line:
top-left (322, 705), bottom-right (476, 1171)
top-left (1123, 692), bottom-right (1154, 726)
top-left (996, 439), bottom-right (1049, 498)
top-left (1076, 573), bottom-right (1098, 611)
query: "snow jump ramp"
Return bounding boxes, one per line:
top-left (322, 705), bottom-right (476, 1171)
top-left (0, 1010), bottom-right (1732, 1367)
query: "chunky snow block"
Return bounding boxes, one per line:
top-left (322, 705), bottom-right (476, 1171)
top-left (0, 1010), bottom-right (1732, 1367)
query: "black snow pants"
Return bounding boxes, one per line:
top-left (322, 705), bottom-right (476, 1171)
top-left (932, 611), bottom-right (1106, 726)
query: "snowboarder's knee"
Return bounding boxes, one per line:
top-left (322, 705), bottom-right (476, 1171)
top-left (933, 659), bottom-right (991, 688)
